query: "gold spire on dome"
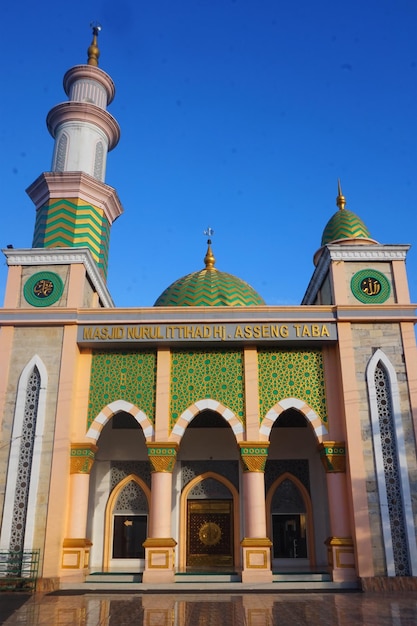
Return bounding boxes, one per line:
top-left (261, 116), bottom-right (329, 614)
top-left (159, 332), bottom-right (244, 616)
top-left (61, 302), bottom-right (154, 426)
top-left (203, 227), bottom-right (216, 269)
top-left (87, 22), bottom-right (101, 66)
top-left (336, 179), bottom-right (346, 210)
top-left (204, 240), bottom-right (216, 269)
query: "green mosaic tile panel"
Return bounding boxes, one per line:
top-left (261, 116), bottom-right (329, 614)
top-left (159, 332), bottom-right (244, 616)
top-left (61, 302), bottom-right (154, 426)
top-left (170, 350), bottom-right (244, 430)
top-left (258, 349), bottom-right (327, 424)
top-left (87, 351), bottom-right (157, 428)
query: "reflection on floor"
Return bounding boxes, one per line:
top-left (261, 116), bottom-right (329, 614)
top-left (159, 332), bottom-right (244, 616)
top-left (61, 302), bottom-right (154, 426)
top-left (2, 591), bottom-right (417, 625)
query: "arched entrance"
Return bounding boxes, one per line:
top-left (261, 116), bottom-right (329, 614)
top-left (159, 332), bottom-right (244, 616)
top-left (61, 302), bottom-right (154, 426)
top-left (266, 473), bottom-right (315, 567)
top-left (104, 474), bottom-right (150, 571)
top-left (87, 409), bottom-right (151, 572)
top-left (176, 408), bottom-right (241, 572)
top-left (264, 406), bottom-right (329, 570)
top-left (187, 479), bottom-right (233, 569)
top-left (181, 473), bottom-right (239, 571)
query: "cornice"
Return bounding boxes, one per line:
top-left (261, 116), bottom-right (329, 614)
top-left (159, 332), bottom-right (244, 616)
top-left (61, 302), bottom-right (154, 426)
top-left (46, 101), bottom-right (120, 150)
top-left (302, 244), bottom-right (411, 305)
top-left (326, 244), bottom-right (410, 261)
top-left (1, 302), bottom-right (414, 326)
top-left (3, 247), bottom-right (114, 308)
top-left (26, 171), bottom-right (123, 224)
top-left (63, 65), bottom-right (116, 104)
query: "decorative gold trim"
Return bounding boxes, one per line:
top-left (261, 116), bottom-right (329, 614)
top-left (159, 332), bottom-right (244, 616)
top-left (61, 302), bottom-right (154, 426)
top-left (147, 443), bottom-right (179, 473)
top-left (325, 536), bottom-right (353, 547)
top-left (239, 442), bottom-right (269, 473)
top-left (318, 441), bottom-right (346, 473)
top-left (70, 443), bottom-right (98, 474)
top-left (148, 550), bottom-right (169, 569)
top-left (241, 537), bottom-right (272, 548)
top-left (146, 610), bottom-right (174, 626)
top-left (245, 549), bottom-right (268, 569)
top-left (143, 538), bottom-right (177, 548)
top-left (63, 538), bottom-right (93, 548)
top-left (325, 537), bottom-right (355, 570)
top-left (335, 548), bottom-right (356, 569)
top-left (247, 609), bottom-right (272, 626)
top-left (62, 550), bottom-right (81, 569)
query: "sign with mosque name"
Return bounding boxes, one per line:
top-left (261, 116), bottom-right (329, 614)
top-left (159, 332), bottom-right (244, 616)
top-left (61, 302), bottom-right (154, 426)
top-left (78, 322), bottom-right (337, 344)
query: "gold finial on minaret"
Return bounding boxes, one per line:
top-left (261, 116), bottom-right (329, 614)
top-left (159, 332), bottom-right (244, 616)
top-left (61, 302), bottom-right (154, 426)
top-left (87, 22), bottom-right (101, 66)
top-left (203, 227), bottom-right (216, 269)
top-left (336, 178), bottom-right (346, 210)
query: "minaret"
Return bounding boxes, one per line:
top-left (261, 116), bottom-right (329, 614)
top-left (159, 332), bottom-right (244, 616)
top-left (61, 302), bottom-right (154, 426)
top-left (302, 181), bottom-right (411, 306)
top-left (26, 24), bottom-right (123, 279)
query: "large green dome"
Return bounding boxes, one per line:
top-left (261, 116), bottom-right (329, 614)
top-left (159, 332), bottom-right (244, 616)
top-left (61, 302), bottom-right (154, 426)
top-left (321, 184), bottom-right (373, 246)
top-left (154, 242), bottom-right (265, 307)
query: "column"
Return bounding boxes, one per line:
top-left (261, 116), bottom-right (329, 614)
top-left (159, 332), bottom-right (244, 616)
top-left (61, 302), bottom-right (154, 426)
top-left (62, 443), bottom-right (97, 576)
top-left (142, 443), bottom-right (178, 583)
top-left (239, 443), bottom-right (273, 583)
top-left (319, 442), bottom-right (357, 582)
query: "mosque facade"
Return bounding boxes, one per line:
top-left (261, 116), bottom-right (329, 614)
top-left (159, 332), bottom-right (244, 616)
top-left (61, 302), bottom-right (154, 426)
top-left (0, 29), bottom-right (417, 591)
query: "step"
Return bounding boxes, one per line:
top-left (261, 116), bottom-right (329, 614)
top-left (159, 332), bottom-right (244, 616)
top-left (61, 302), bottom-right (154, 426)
top-left (273, 571), bottom-right (331, 583)
top-left (272, 580), bottom-right (359, 591)
top-left (60, 571), bottom-right (359, 592)
top-left (59, 579), bottom-right (360, 593)
top-left (175, 572), bottom-right (240, 583)
top-left (85, 572), bottom-right (142, 583)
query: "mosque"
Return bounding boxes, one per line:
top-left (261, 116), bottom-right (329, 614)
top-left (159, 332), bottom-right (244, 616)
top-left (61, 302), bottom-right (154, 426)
top-left (0, 27), bottom-right (416, 591)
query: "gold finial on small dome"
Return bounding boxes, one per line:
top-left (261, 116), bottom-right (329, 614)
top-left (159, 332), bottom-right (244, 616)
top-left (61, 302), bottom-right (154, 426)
top-left (87, 22), bottom-right (101, 66)
top-left (336, 178), bottom-right (346, 210)
top-left (203, 227), bottom-right (216, 269)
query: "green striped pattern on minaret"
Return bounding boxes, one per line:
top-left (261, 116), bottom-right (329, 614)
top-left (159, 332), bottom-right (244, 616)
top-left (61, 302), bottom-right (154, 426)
top-left (32, 198), bottom-right (110, 277)
top-left (321, 208), bottom-right (371, 246)
top-left (154, 268), bottom-right (265, 307)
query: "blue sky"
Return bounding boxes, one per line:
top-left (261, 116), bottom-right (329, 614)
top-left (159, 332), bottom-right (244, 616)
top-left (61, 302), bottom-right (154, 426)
top-left (1, 0), bottom-right (416, 306)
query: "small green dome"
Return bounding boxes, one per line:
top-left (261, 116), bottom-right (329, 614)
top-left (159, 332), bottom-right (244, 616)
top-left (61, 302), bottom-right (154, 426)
top-left (321, 208), bottom-right (371, 246)
top-left (154, 241), bottom-right (265, 307)
top-left (321, 182), bottom-right (372, 246)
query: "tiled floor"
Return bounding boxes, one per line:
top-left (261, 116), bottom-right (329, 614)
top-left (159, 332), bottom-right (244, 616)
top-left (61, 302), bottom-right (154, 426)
top-left (1, 591), bottom-right (417, 625)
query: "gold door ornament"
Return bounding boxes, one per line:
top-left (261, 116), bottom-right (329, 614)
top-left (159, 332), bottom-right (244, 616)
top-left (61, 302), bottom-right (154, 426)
top-left (187, 500), bottom-right (233, 568)
top-left (199, 522), bottom-right (222, 547)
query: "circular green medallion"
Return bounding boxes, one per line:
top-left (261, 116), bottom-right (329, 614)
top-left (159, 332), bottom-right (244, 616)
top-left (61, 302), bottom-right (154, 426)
top-left (23, 271), bottom-right (64, 307)
top-left (351, 269), bottom-right (391, 304)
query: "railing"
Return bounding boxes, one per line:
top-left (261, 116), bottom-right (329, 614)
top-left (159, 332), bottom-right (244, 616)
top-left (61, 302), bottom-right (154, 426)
top-left (0, 550), bottom-right (40, 592)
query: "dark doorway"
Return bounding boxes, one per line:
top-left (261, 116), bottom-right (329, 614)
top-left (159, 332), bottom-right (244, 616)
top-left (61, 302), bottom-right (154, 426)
top-left (112, 515), bottom-right (147, 559)
top-left (272, 514), bottom-right (307, 559)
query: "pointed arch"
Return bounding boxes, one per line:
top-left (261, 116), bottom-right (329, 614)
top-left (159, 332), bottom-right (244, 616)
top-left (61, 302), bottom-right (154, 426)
top-left (259, 398), bottom-right (328, 443)
top-left (266, 472), bottom-right (316, 567)
top-left (171, 398), bottom-right (244, 443)
top-left (179, 471), bottom-right (240, 571)
top-left (0, 355), bottom-right (48, 551)
top-left (366, 348), bottom-right (417, 576)
top-left (93, 140), bottom-right (104, 180)
top-left (103, 474), bottom-right (151, 569)
top-left (54, 131), bottom-right (69, 171)
top-left (86, 399), bottom-right (155, 442)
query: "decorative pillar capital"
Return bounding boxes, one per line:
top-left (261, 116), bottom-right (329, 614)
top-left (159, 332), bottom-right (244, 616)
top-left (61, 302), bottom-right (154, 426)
top-left (239, 442), bottom-right (270, 473)
top-left (147, 442), bottom-right (179, 473)
top-left (70, 443), bottom-right (98, 474)
top-left (319, 441), bottom-right (346, 473)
